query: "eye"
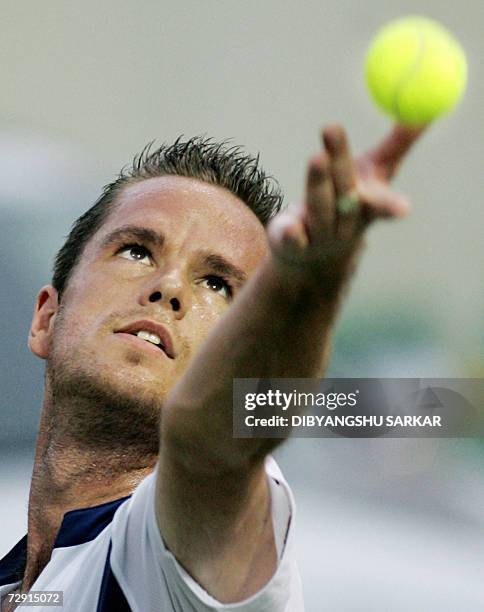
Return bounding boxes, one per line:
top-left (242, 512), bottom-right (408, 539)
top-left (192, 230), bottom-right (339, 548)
top-left (117, 244), bottom-right (153, 266)
top-left (200, 275), bottom-right (232, 299)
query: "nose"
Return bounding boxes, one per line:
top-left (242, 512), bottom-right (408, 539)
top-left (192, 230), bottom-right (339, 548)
top-left (138, 267), bottom-right (188, 318)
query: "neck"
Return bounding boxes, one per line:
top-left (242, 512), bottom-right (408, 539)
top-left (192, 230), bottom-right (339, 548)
top-left (21, 390), bottom-right (157, 592)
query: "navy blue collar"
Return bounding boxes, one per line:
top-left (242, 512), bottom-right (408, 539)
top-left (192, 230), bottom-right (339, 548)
top-left (0, 495), bottom-right (131, 586)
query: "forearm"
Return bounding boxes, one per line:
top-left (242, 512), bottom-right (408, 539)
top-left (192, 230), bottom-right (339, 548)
top-left (161, 253), bottom-right (349, 471)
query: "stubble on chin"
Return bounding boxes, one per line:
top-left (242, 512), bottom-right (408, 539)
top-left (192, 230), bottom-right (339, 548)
top-left (46, 323), bottom-right (164, 456)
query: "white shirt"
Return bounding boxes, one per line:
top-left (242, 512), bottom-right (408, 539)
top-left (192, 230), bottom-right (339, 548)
top-left (0, 456), bottom-right (304, 611)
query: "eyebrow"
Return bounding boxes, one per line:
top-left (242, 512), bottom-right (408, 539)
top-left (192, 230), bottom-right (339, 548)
top-left (100, 226), bottom-right (165, 251)
top-left (100, 225), bottom-right (248, 285)
top-left (199, 253), bottom-right (247, 285)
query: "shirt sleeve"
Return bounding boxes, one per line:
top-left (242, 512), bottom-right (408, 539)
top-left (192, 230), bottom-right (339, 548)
top-left (109, 456), bottom-right (304, 612)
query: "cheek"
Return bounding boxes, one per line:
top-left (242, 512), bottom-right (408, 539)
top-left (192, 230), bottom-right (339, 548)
top-left (63, 268), bottom-right (122, 320)
top-left (54, 295), bottom-right (112, 353)
top-left (187, 294), bottom-right (228, 343)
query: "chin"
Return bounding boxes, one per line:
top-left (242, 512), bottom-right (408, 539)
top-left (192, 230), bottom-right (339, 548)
top-left (51, 339), bottom-right (172, 403)
top-left (47, 353), bottom-right (164, 453)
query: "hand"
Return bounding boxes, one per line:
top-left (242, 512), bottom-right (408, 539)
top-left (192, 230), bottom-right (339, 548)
top-left (268, 123), bottom-right (425, 289)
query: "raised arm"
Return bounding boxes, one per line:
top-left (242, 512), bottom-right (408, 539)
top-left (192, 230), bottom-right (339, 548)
top-left (155, 123), bottom-right (423, 603)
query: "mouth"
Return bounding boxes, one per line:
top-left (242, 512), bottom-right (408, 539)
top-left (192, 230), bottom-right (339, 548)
top-left (114, 320), bottom-right (175, 359)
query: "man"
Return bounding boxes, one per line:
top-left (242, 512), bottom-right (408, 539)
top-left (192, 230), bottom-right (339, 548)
top-left (0, 124), bottom-right (421, 611)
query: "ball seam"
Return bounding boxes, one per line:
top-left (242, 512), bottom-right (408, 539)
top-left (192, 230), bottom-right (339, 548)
top-left (392, 25), bottom-right (426, 123)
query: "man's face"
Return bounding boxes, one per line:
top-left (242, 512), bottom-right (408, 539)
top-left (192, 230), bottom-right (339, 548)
top-left (38, 176), bottom-right (268, 428)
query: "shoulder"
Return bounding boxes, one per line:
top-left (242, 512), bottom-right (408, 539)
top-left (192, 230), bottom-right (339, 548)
top-left (109, 455), bottom-right (304, 610)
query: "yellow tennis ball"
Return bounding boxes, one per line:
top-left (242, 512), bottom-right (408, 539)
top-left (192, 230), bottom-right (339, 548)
top-left (365, 16), bottom-right (468, 125)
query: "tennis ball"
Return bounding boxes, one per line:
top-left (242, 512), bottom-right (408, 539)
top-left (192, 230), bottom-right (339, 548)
top-left (365, 16), bottom-right (468, 125)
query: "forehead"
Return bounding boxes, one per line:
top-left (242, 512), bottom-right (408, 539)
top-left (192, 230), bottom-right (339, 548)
top-left (95, 176), bottom-right (268, 267)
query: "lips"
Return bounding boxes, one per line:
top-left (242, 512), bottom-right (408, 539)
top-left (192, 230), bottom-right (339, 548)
top-left (115, 320), bottom-right (175, 359)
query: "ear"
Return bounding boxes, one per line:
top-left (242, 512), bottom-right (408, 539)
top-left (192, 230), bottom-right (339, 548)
top-left (28, 285), bottom-right (59, 359)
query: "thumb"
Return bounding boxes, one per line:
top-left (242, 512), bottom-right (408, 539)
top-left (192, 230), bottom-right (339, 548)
top-left (367, 124), bottom-right (426, 181)
top-left (358, 179), bottom-right (412, 221)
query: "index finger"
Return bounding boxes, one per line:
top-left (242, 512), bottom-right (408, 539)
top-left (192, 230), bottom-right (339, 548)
top-left (367, 123), bottom-right (427, 180)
